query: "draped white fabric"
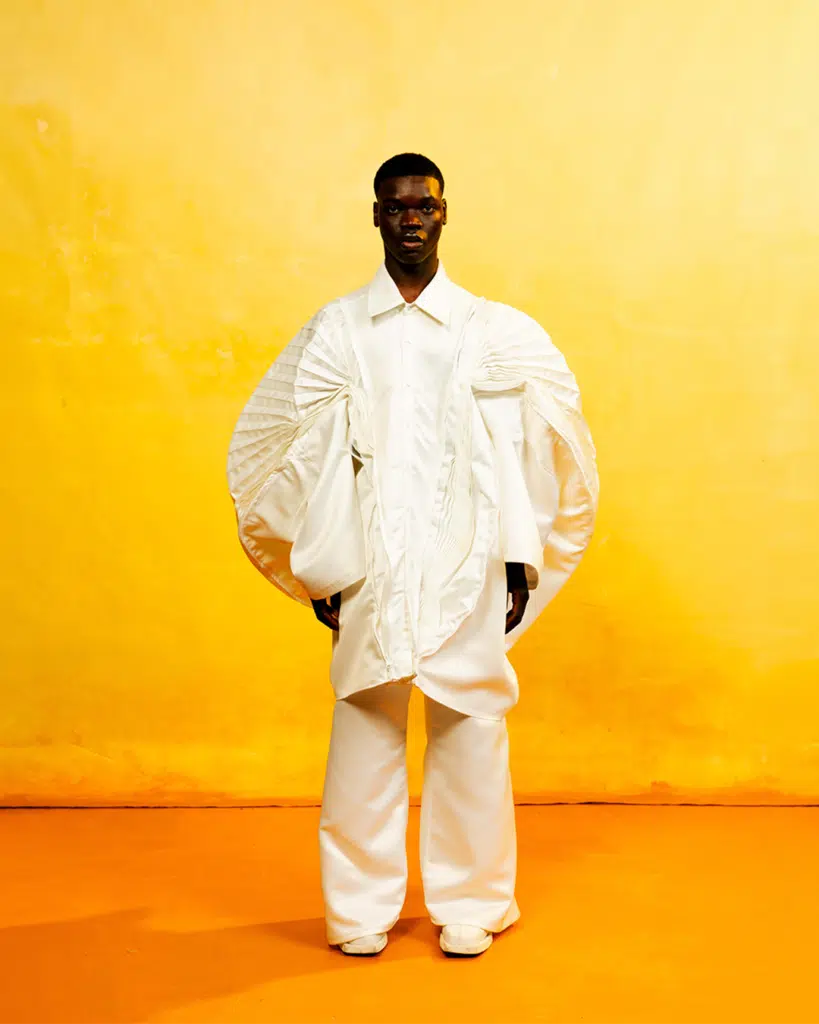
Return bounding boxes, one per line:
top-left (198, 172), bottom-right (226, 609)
top-left (227, 262), bottom-right (598, 719)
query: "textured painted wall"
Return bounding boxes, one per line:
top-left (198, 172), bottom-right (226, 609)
top-left (2, 0), bottom-right (818, 804)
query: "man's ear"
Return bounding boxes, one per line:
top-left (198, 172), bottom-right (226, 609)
top-left (442, 198), bottom-right (448, 226)
top-left (373, 200), bottom-right (379, 228)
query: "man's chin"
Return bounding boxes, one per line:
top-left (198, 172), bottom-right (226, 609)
top-left (391, 247), bottom-right (432, 266)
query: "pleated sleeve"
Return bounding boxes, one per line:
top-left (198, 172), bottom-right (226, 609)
top-left (472, 303), bottom-right (599, 645)
top-left (226, 313), bottom-right (367, 605)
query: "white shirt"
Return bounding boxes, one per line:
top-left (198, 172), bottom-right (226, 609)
top-left (354, 262), bottom-right (485, 676)
top-left (227, 261), bottom-right (598, 718)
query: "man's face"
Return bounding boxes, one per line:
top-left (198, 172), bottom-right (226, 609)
top-left (373, 175), bottom-right (447, 265)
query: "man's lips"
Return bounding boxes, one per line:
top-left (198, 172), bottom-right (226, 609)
top-left (400, 238), bottom-right (424, 248)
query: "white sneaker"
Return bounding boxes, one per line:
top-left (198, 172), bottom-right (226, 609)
top-left (440, 924), bottom-right (493, 956)
top-left (339, 933), bottom-right (388, 956)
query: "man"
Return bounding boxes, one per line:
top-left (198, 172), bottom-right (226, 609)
top-left (227, 153), bottom-right (598, 958)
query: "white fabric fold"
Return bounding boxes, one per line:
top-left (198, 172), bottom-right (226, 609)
top-left (228, 311), bottom-right (365, 603)
top-left (470, 301), bottom-right (598, 652)
top-left (475, 389), bottom-right (546, 590)
top-left (288, 401), bottom-right (367, 599)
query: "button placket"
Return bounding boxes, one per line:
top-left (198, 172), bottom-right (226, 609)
top-left (401, 306), bottom-right (415, 657)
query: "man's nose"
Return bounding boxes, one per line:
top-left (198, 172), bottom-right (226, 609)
top-left (400, 209), bottom-right (423, 229)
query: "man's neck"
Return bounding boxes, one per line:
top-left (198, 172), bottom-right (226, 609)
top-left (384, 251), bottom-right (439, 304)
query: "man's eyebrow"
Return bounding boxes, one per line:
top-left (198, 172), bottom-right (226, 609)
top-left (381, 196), bottom-right (438, 205)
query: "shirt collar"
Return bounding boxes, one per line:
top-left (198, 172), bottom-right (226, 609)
top-left (367, 260), bottom-right (453, 326)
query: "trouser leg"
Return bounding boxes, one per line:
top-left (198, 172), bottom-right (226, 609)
top-left (319, 681), bottom-right (412, 945)
top-left (420, 694), bottom-right (520, 932)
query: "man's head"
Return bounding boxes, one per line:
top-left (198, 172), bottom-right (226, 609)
top-left (373, 153), bottom-right (447, 266)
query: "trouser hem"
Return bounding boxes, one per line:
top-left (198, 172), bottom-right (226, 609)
top-left (326, 916), bottom-right (402, 947)
top-left (427, 899), bottom-right (521, 934)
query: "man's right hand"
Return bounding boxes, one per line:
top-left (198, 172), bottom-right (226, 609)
top-left (311, 591), bottom-right (341, 631)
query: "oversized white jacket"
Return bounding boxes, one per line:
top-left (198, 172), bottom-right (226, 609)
top-left (227, 263), bottom-right (598, 720)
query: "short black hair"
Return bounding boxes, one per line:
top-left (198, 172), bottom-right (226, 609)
top-left (373, 152), bottom-right (445, 196)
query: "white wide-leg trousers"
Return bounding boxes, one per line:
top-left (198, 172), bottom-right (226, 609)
top-left (319, 681), bottom-right (520, 946)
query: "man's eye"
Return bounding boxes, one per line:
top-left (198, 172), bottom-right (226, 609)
top-left (385, 205), bottom-right (399, 214)
top-left (423, 206), bottom-right (434, 213)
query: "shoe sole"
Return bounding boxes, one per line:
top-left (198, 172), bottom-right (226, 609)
top-left (340, 936), bottom-right (388, 956)
top-left (440, 935), bottom-right (493, 957)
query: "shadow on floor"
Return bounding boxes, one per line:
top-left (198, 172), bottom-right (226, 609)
top-left (0, 909), bottom-right (431, 1024)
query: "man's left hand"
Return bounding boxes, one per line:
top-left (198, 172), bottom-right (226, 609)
top-left (505, 562), bottom-right (529, 634)
top-left (311, 591), bottom-right (341, 630)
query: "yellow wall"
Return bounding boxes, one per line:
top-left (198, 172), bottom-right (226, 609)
top-left (2, 0), bottom-right (818, 805)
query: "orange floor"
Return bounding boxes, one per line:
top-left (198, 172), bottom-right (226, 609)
top-left (0, 806), bottom-right (816, 1024)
